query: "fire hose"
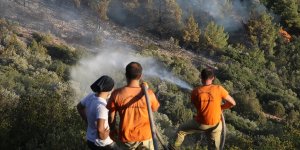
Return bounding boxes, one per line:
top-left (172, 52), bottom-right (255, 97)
top-left (142, 82), bottom-right (226, 150)
top-left (142, 82), bottom-right (159, 150)
top-left (221, 113), bottom-right (226, 150)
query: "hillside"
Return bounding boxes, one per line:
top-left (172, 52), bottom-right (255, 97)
top-left (1, 0), bottom-right (300, 149)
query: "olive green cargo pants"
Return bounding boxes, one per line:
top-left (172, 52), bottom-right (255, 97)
top-left (174, 119), bottom-right (222, 150)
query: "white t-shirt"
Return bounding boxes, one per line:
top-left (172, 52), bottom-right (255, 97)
top-left (80, 93), bottom-right (113, 146)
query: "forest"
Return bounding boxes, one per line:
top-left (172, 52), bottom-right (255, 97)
top-left (0, 0), bottom-right (300, 149)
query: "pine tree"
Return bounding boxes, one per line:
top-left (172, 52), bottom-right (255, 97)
top-left (158, 0), bottom-right (183, 37)
top-left (90, 0), bottom-right (111, 20)
top-left (267, 0), bottom-right (300, 33)
top-left (203, 21), bottom-right (229, 50)
top-left (281, 0), bottom-right (300, 30)
top-left (182, 15), bottom-right (200, 47)
top-left (247, 12), bottom-right (278, 56)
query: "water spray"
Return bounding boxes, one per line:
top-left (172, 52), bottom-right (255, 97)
top-left (71, 48), bottom-right (194, 93)
top-left (71, 48), bottom-right (226, 149)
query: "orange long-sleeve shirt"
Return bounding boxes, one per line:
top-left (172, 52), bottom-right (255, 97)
top-left (107, 87), bottom-right (160, 142)
top-left (191, 85), bottom-right (229, 125)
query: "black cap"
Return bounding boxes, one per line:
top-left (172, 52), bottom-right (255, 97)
top-left (90, 75), bottom-right (114, 93)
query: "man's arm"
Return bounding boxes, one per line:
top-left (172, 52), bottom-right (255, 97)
top-left (108, 110), bottom-right (117, 130)
top-left (77, 102), bottom-right (87, 124)
top-left (191, 89), bottom-right (197, 108)
top-left (221, 95), bottom-right (236, 110)
top-left (97, 119), bottom-right (110, 140)
top-left (107, 91), bottom-right (118, 135)
top-left (108, 109), bottom-right (118, 141)
top-left (149, 90), bottom-right (160, 112)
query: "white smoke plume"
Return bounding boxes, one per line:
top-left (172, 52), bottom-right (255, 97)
top-left (70, 43), bottom-right (192, 94)
top-left (178, 0), bottom-right (266, 31)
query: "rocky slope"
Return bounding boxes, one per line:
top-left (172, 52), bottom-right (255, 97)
top-left (0, 0), bottom-right (216, 68)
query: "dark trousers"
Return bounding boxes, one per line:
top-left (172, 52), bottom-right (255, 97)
top-left (87, 140), bottom-right (119, 150)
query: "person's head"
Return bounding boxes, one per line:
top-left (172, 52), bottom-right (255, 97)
top-left (125, 62), bottom-right (143, 81)
top-left (90, 75), bottom-right (114, 98)
top-left (200, 68), bottom-right (215, 83)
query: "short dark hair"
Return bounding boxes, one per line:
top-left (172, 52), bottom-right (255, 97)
top-left (201, 68), bottom-right (215, 81)
top-left (126, 62), bottom-right (143, 80)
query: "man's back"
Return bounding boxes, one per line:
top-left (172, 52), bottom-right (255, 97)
top-left (107, 86), bottom-right (160, 142)
top-left (191, 85), bottom-right (229, 125)
top-left (171, 68), bottom-right (236, 150)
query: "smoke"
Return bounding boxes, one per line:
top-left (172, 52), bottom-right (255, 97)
top-left (1, 0), bottom-right (193, 93)
top-left (70, 43), bottom-right (192, 94)
top-left (178, 0), bottom-right (266, 31)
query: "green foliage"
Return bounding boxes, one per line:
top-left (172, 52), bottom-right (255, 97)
top-left (2, 0), bottom-right (300, 148)
top-left (0, 18), bottom-right (18, 35)
top-left (32, 32), bottom-right (53, 44)
top-left (0, 87), bottom-right (19, 147)
top-left (284, 125), bottom-right (300, 147)
top-left (281, 1), bottom-right (300, 29)
top-left (0, 19), bottom-right (86, 149)
top-left (286, 110), bottom-right (300, 124)
top-left (46, 44), bottom-right (81, 65)
top-left (8, 90), bottom-right (85, 149)
top-left (266, 0), bottom-right (300, 33)
top-left (149, 8), bottom-right (300, 147)
top-left (28, 40), bottom-right (52, 69)
top-left (107, 0), bottom-right (183, 38)
top-left (225, 111), bottom-right (259, 133)
top-left (255, 135), bottom-right (294, 150)
top-left (154, 112), bottom-right (174, 145)
top-left (233, 90), bottom-right (264, 121)
top-left (48, 60), bottom-right (69, 80)
top-left (218, 63), bottom-right (265, 91)
top-left (225, 125), bottom-right (254, 150)
top-left (140, 48), bottom-right (200, 86)
top-left (273, 36), bottom-right (300, 95)
top-left (247, 12), bottom-right (278, 56)
top-left (203, 21), bottom-right (229, 50)
top-left (265, 101), bottom-right (286, 117)
top-left (156, 82), bottom-right (193, 124)
top-left (182, 15), bottom-right (200, 48)
top-left (222, 45), bottom-right (266, 71)
top-left (155, 0), bottom-right (183, 37)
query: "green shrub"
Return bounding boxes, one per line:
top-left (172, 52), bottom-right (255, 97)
top-left (255, 135), bottom-right (294, 150)
top-left (233, 90), bottom-right (263, 121)
top-left (266, 101), bottom-right (286, 117)
top-left (46, 44), bottom-right (80, 65)
top-left (203, 21), bottom-right (228, 50)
